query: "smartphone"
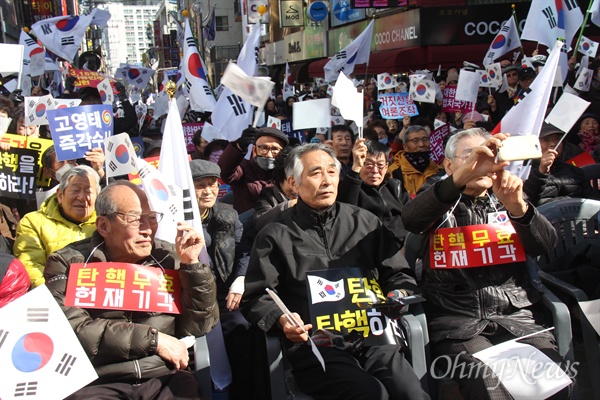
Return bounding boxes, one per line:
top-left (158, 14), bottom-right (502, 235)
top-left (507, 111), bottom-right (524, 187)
top-left (497, 136), bottom-right (543, 162)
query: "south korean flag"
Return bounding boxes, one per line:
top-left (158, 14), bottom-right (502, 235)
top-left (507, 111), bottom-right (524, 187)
top-left (0, 285), bottom-right (97, 400)
top-left (409, 77), bottom-right (436, 103)
top-left (307, 275), bottom-right (346, 304)
top-left (377, 73), bottom-right (397, 90)
top-left (25, 94), bottom-right (55, 126)
top-left (104, 133), bottom-right (137, 178)
top-left (97, 78), bottom-right (114, 106)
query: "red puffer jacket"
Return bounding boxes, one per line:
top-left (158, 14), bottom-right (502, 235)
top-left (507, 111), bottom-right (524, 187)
top-left (0, 253), bottom-right (30, 308)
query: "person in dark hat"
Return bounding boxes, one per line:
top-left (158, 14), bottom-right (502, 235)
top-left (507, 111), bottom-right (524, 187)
top-left (218, 126), bottom-right (289, 213)
top-left (488, 64), bottom-right (522, 123)
top-left (523, 122), bottom-right (600, 206)
top-left (189, 159), bottom-right (263, 400)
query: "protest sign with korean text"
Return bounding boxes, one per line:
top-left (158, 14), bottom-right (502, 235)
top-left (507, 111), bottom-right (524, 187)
top-left (306, 268), bottom-right (405, 347)
top-left (378, 92), bottom-right (419, 120)
top-left (0, 133), bottom-right (53, 187)
top-left (68, 68), bottom-right (114, 88)
top-left (182, 122), bottom-right (204, 153)
top-left (430, 224), bottom-right (526, 269)
top-left (429, 123), bottom-right (451, 165)
top-left (48, 104), bottom-right (114, 162)
top-left (65, 262), bottom-right (182, 314)
top-left (0, 148), bottom-right (38, 200)
top-left (442, 85), bottom-right (475, 114)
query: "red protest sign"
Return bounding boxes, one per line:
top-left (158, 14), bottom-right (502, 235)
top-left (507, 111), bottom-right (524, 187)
top-left (442, 85), bottom-right (474, 114)
top-left (430, 224), bottom-right (526, 269)
top-left (566, 151), bottom-right (596, 167)
top-left (65, 262), bottom-right (181, 314)
top-left (69, 68), bottom-right (116, 88)
top-left (182, 122), bottom-right (204, 153)
top-left (429, 123), bottom-right (451, 165)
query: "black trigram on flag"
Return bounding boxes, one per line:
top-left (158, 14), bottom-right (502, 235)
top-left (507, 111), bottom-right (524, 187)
top-left (55, 353), bottom-right (77, 376)
top-left (14, 381), bottom-right (37, 397)
top-left (182, 189), bottom-right (193, 221)
top-left (335, 50), bottom-right (347, 61)
top-left (168, 204), bottom-right (177, 216)
top-left (139, 166), bottom-right (150, 179)
top-left (542, 7), bottom-right (557, 29)
top-left (0, 329), bottom-right (8, 350)
top-left (227, 95), bottom-right (246, 116)
top-left (186, 37), bottom-right (195, 48)
top-left (27, 307), bottom-right (49, 322)
top-left (203, 85), bottom-right (212, 96)
top-left (40, 24), bottom-right (52, 35)
top-left (28, 99), bottom-right (36, 108)
top-left (564, 0), bottom-right (578, 11)
top-left (106, 142), bottom-right (114, 152)
top-left (61, 36), bottom-right (75, 46)
top-left (109, 161), bottom-right (118, 172)
top-left (500, 25), bottom-right (509, 33)
top-left (24, 38), bottom-right (37, 47)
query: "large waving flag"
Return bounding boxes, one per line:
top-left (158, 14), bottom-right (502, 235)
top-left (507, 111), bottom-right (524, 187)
top-left (221, 62), bottom-right (275, 108)
top-left (182, 19), bottom-right (216, 112)
top-left (31, 9), bottom-right (110, 62)
top-left (211, 23), bottom-right (261, 141)
top-left (204, 6), bottom-right (216, 41)
top-left (19, 30), bottom-right (45, 77)
top-left (521, 0), bottom-right (583, 50)
top-left (283, 62), bottom-right (294, 99)
top-left (324, 20), bottom-right (374, 82)
top-left (483, 16), bottom-right (521, 66)
top-left (115, 64), bottom-right (155, 90)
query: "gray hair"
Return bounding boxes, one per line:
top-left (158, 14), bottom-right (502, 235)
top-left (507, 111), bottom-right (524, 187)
top-left (58, 165), bottom-right (101, 194)
top-left (402, 125), bottom-right (429, 144)
top-left (284, 143), bottom-right (341, 186)
top-left (444, 128), bottom-right (490, 160)
top-left (95, 180), bottom-right (140, 216)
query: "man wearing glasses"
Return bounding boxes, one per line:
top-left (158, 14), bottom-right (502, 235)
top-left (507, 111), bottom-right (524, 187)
top-left (388, 125), bottom-right (441, 198)
top-left (44, 181), bottom-right (218, 399)
top-left (488, 64), bottom-right (522, 122)
top-left (218, 127), bottom-right (289, 213)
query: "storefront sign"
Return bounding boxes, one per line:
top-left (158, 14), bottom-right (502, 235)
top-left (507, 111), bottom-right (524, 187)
top-left (280, 0), bottom-right (304, 27)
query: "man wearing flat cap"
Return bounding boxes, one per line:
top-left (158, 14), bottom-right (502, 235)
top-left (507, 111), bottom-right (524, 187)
top-left (189, 159), bottom-right (261, 399)
top-left (218, 127), bottom-right (289, 213)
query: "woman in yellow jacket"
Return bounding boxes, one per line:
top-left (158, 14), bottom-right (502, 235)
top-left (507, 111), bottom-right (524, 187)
top-left (14, 165), bottom-right (100, 288)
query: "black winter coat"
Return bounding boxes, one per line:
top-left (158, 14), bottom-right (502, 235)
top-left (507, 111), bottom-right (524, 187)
top-left (402, 178), bottom-right (558, 344)
top-left (523, 160), bottom-right (600, 206)
top-left (337, 171), bottom-right (408, 246)
top-left (44, 232), bottom-right (219, 384)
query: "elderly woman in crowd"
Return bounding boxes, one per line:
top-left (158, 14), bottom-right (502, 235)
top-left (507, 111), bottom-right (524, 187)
top-left (14, 165), bottom-right (100, 287)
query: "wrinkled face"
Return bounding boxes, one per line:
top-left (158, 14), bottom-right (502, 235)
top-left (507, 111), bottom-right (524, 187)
top-left (506, 70), bottom-right (519, 86)
top-left (405, 129), bottom-right (430, 153)
top-left (540, 133), bottom-right (563, 155)
top-left (386, 119), bottom-right (398, 134)
top-left (290, 150), bottom-right (339, 211)
top-left (57, 175), bottom-right (97, 223)
top-left (359, 152), bottom-right (388, 187)
top-left (580, 117), bottom-right (599, 134)
top-left (444, 135), bottom-right (491, 193)
top-left (194, 176), bottom-right (219, 211)
top-left (99, 185), bottom-right (157, 264)
top-left (252, 136), bottom-right (284, 159)
top-left (331, 130), bottom-right (353, 160)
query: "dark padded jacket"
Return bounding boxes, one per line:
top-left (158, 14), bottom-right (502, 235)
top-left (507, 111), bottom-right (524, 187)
top-left (242, 199), bottom-right (418, 336)
top-left (44, 232), bottom-right (219, 384)
top-left (523, 160), bottom-right (600, 206)
top-left (337, 170), bottom-right (408, 246)
top-left (402, 177), bottom-right (557, 344)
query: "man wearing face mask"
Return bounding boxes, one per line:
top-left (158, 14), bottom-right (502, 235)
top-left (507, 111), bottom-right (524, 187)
top-left (388, 125), bottom-right (441, 198)
top-left (218, 126), bottom-right (289, 213)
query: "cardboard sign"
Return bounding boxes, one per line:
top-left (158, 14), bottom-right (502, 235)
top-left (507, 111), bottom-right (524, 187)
top-left (378, 92), bottom-right (419, 119)
top-left (182, 122), bottom-right (204, 153)
top-left (430, 224), bottom-right (526, 269)
top-left (0, 133), bottom-right (53, 187)
top-left (47, 104), bottom-right (114, 162)
top-left (442, 85), bottom-right (475, 114)
top-left (65, 262), bottom-right (182, 314)
top-left (306, 268), bottom-right (404, 346)
top-left (0, 148), bottom-right (38, 200)
top-left (68, 68), bottom-right (114, 88)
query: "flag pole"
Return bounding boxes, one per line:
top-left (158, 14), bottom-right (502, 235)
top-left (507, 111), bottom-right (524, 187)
top-left (511, 4), bottom-right (526, 59)
top-left (574, 2), bottom-right (594, 57)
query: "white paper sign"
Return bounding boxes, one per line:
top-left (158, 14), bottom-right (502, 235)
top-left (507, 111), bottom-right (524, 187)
top-left (0, 44), bottom-right (24, 76)
top-left (293, 98), bottom-right (331, 130)
top-left (455, 69), bottom-right (480, 104)
top-left (332, 72), bottom-right (363, 127)
top-left (0, 285), bottom-right (98, 400)
top-left (544, 93), bottom-right (590, 134)
top-left (579, 299), bottom-right (600, 337)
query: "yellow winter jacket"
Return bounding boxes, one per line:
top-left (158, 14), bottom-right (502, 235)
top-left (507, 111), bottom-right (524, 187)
top-left (14, 194), bottom-right (97, 288)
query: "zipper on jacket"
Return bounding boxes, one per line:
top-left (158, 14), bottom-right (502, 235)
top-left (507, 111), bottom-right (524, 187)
top-left (133, 358), bottom-right (142, 384)
top-left (317, 214), bottom-right (333, 259)
top-left (375, 188), bottom-right (388, 216)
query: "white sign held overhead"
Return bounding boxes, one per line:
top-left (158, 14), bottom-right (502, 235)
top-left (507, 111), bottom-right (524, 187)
top-left (293, 98), bottom-right (331, 130)
top-left (545, 93), bottom-right (590, 133)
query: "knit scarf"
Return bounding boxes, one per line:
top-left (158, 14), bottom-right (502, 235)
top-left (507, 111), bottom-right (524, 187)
top-left (403, 151), bottom-right (431, 173)
top-left (578, 130), bottom-right (600, 152)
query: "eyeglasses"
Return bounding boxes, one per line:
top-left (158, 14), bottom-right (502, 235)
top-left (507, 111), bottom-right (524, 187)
top-left (506, 72), bottom-right (518, 78)
top-left (195, 181), bottom-right (220, 191)
top-left (109, 211), bottom-right (164, 226)
top-left (407, 137), bottom-right (430, 145)
top-left (363, 162), bottom-right (388, 171)
top-left (256, 145), bottom-right (282, 156)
